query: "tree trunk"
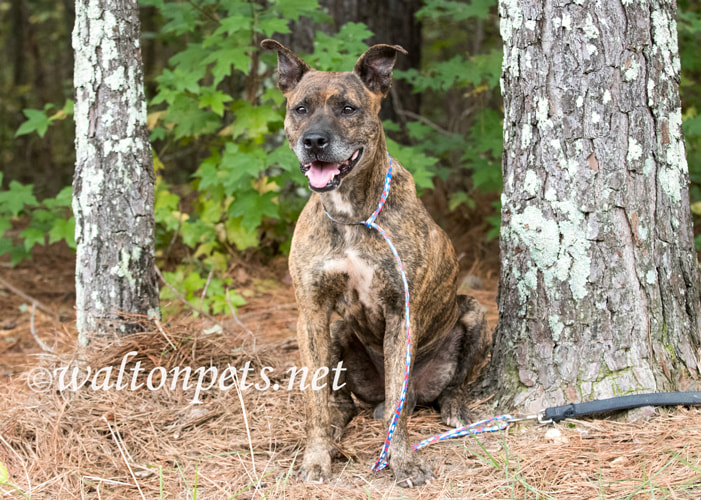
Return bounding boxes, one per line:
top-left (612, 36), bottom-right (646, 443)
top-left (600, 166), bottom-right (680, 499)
top-left (72, 0), bottom-right (159, 343)
top-left (487, 0), bottom-right (701, 413)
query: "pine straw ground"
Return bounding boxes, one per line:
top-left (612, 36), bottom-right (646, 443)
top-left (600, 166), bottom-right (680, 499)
top-left (1, 253), bottom-right (701, 498)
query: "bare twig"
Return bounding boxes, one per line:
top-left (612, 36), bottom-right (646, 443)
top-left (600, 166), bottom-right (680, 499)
top-left (200, 268), bottom-right (214, 312)
top-left (101, 416), bottom-right (146, 500)
top-left (153, 317), bottom-right (177, 351)
top-left (187, 0), bottom-right (219, 22)
top-left (226, 289), bottom-right (256, 350)
top-left (389, 85), bottom-right (409, 131)
top-left (0, 276), bottom-right (58, 320)
top-left (230, 367), bottom-right (260, 493)
top-left (29, 303), bottom-right (55, 353)
top-left (397, 109), bottom-right (454, 137)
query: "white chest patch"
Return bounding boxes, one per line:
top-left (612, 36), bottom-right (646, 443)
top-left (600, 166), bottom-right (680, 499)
top-left (325, 250), bottom-right (377, 311)
top-left (325, 191), bottom-right (354, 216)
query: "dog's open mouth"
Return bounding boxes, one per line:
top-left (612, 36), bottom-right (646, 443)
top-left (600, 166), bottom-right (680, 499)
top-left (301, 149), bottom-right (363, 192)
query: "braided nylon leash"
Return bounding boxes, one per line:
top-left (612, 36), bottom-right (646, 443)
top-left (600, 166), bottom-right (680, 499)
top-left (322, 153), bottom-right (509, 472)
top-left (411, 414), bottom-right (512, 451)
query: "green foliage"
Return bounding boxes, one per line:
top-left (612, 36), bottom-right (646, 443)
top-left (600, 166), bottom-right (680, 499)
top-left (160, 267), bottom-right (245, 317)
top-left (0, 176), bottom-right (75, 265)
top-left (679, 0), bottom-right (701, 248)
top-left (14, 100), bottom-right (74, 138)
top-left (395, 1), bottom-right (504, 235)
top-left (147, 0), bottom-right (342, 314)
top-left (6, 0), bottom-right (701, 310)
top-left (305, 22), bottom-right (375, 71)
top-left (3, 0), bottom-right (504, 311)
top-left (416, 0), bottom-right (493, 22)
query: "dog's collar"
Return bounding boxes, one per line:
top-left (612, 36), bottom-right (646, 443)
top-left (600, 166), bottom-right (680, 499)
top-left (320, 153), bottom-right (392, 227)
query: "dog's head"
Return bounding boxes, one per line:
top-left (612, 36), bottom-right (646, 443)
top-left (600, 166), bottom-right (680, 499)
top-left (261, 39), bottom-right (406, 193)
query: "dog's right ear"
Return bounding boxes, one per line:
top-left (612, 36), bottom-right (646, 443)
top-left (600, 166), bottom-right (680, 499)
top-left (261, 39), bottom-right (311, 94)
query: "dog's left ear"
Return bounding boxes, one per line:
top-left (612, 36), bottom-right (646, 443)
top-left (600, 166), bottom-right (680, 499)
top-left (354, 44), bottom-right (408, 96)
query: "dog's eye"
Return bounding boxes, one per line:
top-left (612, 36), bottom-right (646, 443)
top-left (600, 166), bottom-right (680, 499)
top-left (295, 105), bottom-right (308, 115)
top-left (342, 105), bottom-right (356, 115)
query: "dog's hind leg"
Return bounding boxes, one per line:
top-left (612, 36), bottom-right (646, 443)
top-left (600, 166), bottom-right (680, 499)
top-left (436, 294), bottom-right (489, 427)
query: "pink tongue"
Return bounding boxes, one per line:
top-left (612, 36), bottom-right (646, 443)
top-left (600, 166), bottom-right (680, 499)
top-left (306, 162), bottom-right (340, 188)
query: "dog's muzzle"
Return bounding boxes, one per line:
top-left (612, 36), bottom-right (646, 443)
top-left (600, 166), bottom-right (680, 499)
top-left (300, 148), bottom-right (364, 192)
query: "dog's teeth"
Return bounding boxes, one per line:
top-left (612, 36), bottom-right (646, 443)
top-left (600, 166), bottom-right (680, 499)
top-left (351, 150), bottom-right (359, 161)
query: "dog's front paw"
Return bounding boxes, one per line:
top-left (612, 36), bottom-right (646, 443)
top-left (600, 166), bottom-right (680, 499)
top-left (391, 454), bottom-right (434, 488)
top-left (297, 445), bottom-right (332, 483)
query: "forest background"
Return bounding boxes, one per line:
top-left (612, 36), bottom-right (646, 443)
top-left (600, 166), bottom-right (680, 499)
top-left (1, 0), bottom-right (700, 314)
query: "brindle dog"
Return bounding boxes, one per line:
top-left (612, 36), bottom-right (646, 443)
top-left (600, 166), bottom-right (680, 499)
top-left (261, 39), bottom-right (488, 487)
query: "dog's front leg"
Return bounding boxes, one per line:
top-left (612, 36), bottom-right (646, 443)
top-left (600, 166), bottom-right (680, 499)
top-left (296, 309), bottom-right (334, 483)
top-left (383, 317), bottom-right (434, 487)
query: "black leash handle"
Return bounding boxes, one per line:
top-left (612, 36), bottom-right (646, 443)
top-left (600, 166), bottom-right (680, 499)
top-left (543, 391), bottom-right (701, 423)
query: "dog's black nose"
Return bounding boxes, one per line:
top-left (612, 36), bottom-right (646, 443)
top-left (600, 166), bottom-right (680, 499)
top-left (303, 132), bottom-right (329, 151)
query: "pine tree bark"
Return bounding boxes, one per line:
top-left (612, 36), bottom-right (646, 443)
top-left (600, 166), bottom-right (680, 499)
top-left (488, 0), bottom-right (701, 412)
top-left (72, 0), bottom-right (158, 343)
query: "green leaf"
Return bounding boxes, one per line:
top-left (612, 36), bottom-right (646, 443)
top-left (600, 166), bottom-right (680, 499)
top-left (0, 181), bottom-right (38, 216)
top-left (168, 44), bottom-right (210, 79)
top-left (308, 23), bottom-right (374, 71)
top-left (155, 68), bottom-right (201, 95)
top-left (0, 217), bottom-right (10, 238)
top-left (44, 186), bottom-right (72, 208)
top-left (230, 101), bottom-right (282, 139)
top-left (268, 143), bottom-right (299, 172)
top-left (154, 186), bottom-right (183, 231)
top-left (449, 192), bottom-right (476, 211)
top-left (270, 0), bottom-right (320, 21)
top-left (0, 237), bottom-right (30, 266)
top-left (180, 219), bottom-right (217, 248)
top-left (49, 217), bottom-right (76, 248)
top-left (215, 14), bottom-right (251, 36)
top-left (257, 17), bottom-right (291, 36)
top-left (486, 215), bottom-right (501, 241)
top-left (19, 227), bottom-right (45, 251)
top-left (227, 191), bottom-right (279, 231)
top-left (387, 139), bottom-right (438, 191)
top-left (683, 115), bottom-right (701, 138)
top-left (183, 271), bottom-right (207, 295)
top-left (226, 216), bottom-right (259, 250)
top-left (198, 88), bottom-right (233, 116)
top-left (261, 87), bottom-right (285, 107)
top-left (15, 109), bottom-right (52, 137)
top-left (196, 144), bottom-right (268, 196)
top-left (207, 47), bottom-right (252, 84)
top-left (161, 2), bottom-right (199, 35)
top-left (166, 95), bottom-right (221, 139)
